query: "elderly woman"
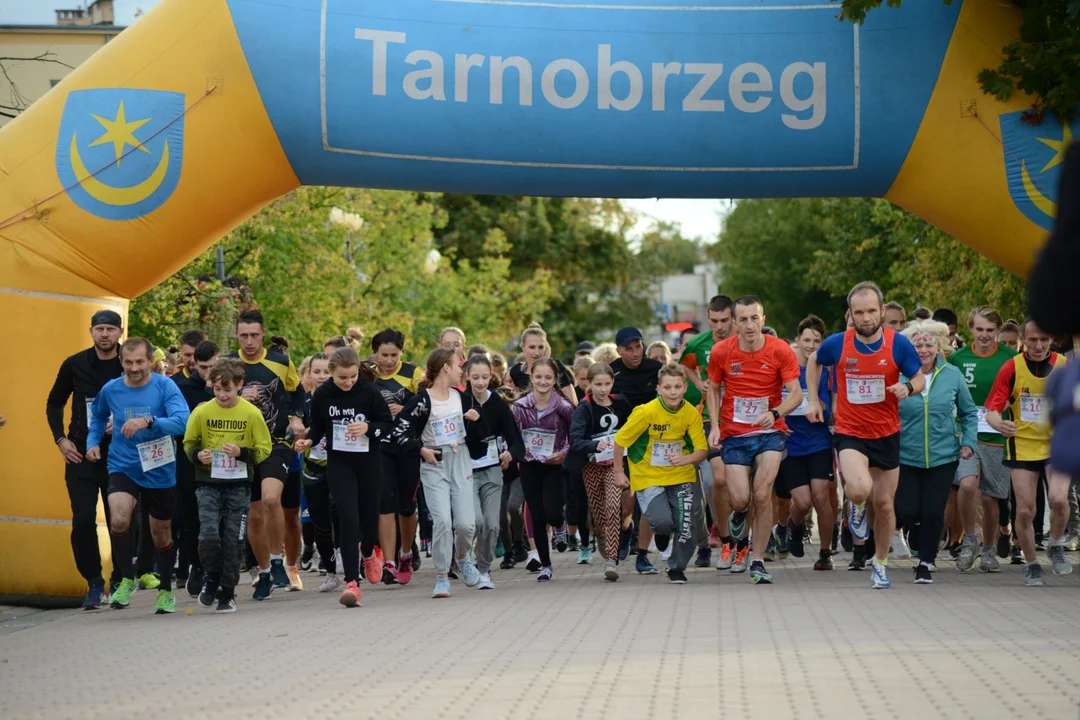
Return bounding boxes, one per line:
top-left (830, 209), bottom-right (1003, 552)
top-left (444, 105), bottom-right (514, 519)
top-left (896, 319), bottom-right (979, 584)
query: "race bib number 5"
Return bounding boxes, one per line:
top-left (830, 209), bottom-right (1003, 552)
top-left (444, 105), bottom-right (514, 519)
top-left (845, 376), bottom-right (885, 404)
top-left (137, 437), bottom-right (175, 472)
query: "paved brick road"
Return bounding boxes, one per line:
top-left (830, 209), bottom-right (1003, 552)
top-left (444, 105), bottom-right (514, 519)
top-left (1, 549), bottom-right (1077, 719)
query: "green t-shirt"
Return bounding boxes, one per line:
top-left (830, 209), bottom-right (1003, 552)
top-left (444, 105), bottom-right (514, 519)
top-left (947, 342), bottom-right (1017, 445)
top-left (679, 330), bottom-right (719, 422)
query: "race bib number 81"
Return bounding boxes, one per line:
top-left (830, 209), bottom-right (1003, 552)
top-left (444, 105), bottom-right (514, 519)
top-left (845, 376), bottom-right (885, 404)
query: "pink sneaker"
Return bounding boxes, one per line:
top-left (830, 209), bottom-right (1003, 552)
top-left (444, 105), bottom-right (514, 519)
top-left (362, 553), bottom-right (382, 586)
top-left (338, 580), bottom-right (361, 607)
top-left (396, 554), bottom-right (413, 585)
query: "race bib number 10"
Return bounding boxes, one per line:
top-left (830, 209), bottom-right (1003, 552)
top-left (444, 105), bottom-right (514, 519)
top-left (431, 413), bottom-right (466, 446)
top-left (1019, 394), bottom-right (1046, 423)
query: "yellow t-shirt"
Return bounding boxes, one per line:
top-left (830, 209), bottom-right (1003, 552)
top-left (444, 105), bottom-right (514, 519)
top-left (614, 398), bottom-right (707, 492)
top-left (183, 397), bottom-right (272, 482)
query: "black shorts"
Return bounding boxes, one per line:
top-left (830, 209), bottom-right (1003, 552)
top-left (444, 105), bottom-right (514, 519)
top-left (108, 473), bottom-right (177, 521)
top-left (703, 422), bottom-right (724, 462)
top-left (381, 446), bottom-right (422, 516)
top-left (1002, 458), bottom-right (1047, 473)
top-left (282, 470), bottom-right (302, 510)
top-left (776, 449), bottom-right (835, 498)
top-left (252, 443), bottom-right (293, 502)
top-left (834, 433), bottom-right (900, 471)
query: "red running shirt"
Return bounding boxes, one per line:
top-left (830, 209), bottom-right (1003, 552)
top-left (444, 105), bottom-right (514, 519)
top-left (707, 335), bottom-right (800, 440)
top-left (834, 328), bottom-right (902, 440)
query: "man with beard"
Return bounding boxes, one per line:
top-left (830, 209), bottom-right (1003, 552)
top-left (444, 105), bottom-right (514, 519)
top-left (46, 309), bottom-right (125, 610)
top-left (806, 281), bottom-right (924, 590)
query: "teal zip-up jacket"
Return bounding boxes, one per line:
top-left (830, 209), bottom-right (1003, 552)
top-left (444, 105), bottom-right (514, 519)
top-left (899, 356), bottom-right (978, 469)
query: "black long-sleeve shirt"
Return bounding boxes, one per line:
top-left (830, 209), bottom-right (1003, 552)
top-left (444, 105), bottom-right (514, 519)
top-left (46, 347), bottom-right (123, 453)
top-left (462, 389), bottom-right (525, 463)
top-left (306, 377), bottom-right (393, 462)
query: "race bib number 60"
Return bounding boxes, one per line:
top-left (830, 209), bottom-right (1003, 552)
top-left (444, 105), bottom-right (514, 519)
top-left (522, 429), bottom-right (556, 459)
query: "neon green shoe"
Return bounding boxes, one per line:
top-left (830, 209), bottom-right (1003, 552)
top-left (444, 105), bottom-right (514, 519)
top-left (154, 589), bottom-right (175, 615)
top-left (137, 573), bottom-right (160, 590)
top-left (109, 578), bottom-right (135, 609)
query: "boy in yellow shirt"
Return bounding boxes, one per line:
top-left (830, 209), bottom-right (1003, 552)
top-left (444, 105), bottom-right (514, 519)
top-left (614, 364), bottom-right (708, 583)
top-left (183, 358), bottom-right (272, 612)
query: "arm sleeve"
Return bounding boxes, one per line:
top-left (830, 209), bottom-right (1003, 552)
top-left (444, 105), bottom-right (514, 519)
top-left (390, 392), bottom-right (426, 454)
top-left (686, 409), bottom-right (708, 453)
top-left (366, 389), bottom-right (394, 442)
top-left (984, 361), bottom-right (1016, 413)
top-left (614, 405), bottom-right (650, 449)
top-left (557, 360), bottom-right (573, 389)
top-left (249, 411), bottom-right (273, 465)
top-left (814, 334), bottom-right (843, 367)
top-left (558, 400), bottom-right (576, 439)
top-left (892, 335), bottom-right (924, 378)
top-left (706, 343), bottom-right (725, 386)
top-left (679, 343), bottom-right (699, 371)
top-left (463, 394), bottom-right (491, 446)
top-left (285, 359), bottom-right (305, 418)
top-left (87, 389), bottom-right (108, 450)
top-left (182, 407), bottom-right (202, 464)
top-left (496, 399), bottom-right (525, 461)
top-left (46, 357), bottom-right (74, 443)
top-left (569, 403), bottom-right (596, 454)
top-left (306, 392), bottom-right (327, 449)
top-left (955, 377), bottom-right (979, 449)
top-left (779, 343), bottom-right (800, 383)
top-left (155, 382), bottom-right (191, 437)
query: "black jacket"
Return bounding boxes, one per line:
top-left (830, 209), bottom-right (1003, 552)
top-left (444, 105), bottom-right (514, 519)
top-left (462, 389), bottom-right (526, 463)
top-left (307, 377), bottom-right (393, 459)
top-left (390, 387), bottom-right (489, 460)
top-left (567, 395), bottom-right (633, 478)
top-left (46, 347), bottom-right (123, 452)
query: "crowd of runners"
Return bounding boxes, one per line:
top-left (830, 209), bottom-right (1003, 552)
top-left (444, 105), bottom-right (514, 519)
top-left (43, 279), bottom-right (1077, 614)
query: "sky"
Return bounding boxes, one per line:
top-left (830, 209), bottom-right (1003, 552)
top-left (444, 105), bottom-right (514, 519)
top-left (4, 0), bottom-right (732, 243)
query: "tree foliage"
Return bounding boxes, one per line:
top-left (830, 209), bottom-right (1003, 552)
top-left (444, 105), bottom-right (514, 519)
top-left (837, 0), bottom-right (1080, 123)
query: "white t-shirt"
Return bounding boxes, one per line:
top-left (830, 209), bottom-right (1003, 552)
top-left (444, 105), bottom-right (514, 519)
top-left (422, 391), bottom-right (464, 447)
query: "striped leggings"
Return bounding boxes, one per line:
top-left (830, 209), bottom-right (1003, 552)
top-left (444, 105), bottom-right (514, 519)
top-left (582, 462), bottom-right (622, 562)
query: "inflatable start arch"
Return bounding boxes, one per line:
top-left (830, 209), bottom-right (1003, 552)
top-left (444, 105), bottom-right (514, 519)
top-left (0, 0), bottom-right (1069, 603)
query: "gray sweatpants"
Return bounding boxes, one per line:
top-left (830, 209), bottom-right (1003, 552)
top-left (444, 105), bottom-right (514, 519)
top-left (636, 482), bottom-right (698, 571)
top-left (694, 462), bottom-right (713, 551)
top-left (196, 484), bottom-right (250, 591)
top-left (472, 464), bottom-right (503, 573)
top-left (420, 444), bottom-right (476, 576)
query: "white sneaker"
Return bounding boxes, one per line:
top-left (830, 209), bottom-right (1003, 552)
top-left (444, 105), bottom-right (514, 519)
top-left (476, 572), bottom-right (494, 590)
top-left (318, 574), bottom-right (342, 593)
top-left (525, 550), bottom-right (541, 572)
top-left (661, 543), bottom-right (673, 562)
top-left (890, 530), bottom-right (911, 559)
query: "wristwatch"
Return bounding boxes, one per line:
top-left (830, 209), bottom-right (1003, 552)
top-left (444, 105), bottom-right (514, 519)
top-left (904, 381), bottom-right (915, 396)
top-left (770, 409), bottom-right (781, 421)
top-left (145, 415), bottom-right (155, 430)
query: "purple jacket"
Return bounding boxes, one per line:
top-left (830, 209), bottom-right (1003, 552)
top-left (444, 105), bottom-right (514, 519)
top-left (511, 392), bottom-right (575, 463)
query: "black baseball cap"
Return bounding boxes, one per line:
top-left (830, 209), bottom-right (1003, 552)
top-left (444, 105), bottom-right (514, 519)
top-left (615, 327), bottom-right (644, 347)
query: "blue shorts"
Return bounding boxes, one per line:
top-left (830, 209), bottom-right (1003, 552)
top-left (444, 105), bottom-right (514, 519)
top-left (702, 422), bottom-right (724, 461)
top-left (721, 432), bottom-right (786, 467)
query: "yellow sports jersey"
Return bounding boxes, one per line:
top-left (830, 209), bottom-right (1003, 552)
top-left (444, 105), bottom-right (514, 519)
top-left (375, 360), bottom-right (425, 407)
top-left (183, 397), bottom-right (273, 483)
top-left (614, 398), bottom-right (707, 492)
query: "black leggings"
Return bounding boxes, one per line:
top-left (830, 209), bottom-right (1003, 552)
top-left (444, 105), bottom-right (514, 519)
top-left (895, 462), bottom-right (958, 565)
top-left (566, 467), bottom-right (590, 547)
top-left (304, 478), bottom-right (338, 574)
top-left (326, 461), bottom-right (381, 583)
top-left (520, 462), bottom-right (566, 567)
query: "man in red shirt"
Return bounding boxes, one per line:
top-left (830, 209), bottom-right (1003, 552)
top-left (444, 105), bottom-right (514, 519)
top-left (806, 281), bottom-right (924, 590)
top-left (706, 296), bottom-right (803, 584)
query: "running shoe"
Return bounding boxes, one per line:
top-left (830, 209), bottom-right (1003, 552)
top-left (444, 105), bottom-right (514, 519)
top-left (250, 567), bottom-right (260, 587)
top-left (1010, 545), bottom-right (1024, 565)
top-left (186, 571), bottom-right (203, 598)
top-left (577, 548), bottom-right (592, 565)
top-left (604, 560), bottom-right (619, 582)
top-left (339, 580), bottom-right (362, 607)
top-left (848, 546), bottom-right (867, 571)
top-left (361, 552), bottom-right (382, 586)
top-left (175, 572), bottom-right (188, 590)
top-left (764, 534), bottom-right (778, 562)
top-left (432, 576), bottom-right (451, 598)
top-left (847, 503), bottom-right (870, 542)
top-left (832, 522), bottom-right (842, 552)
top-left (728, 511), bottom-right (748, 542)
top-left (253, 571), bottom-right (273, 601)
top-left (154, 589), bottom-right (175, 614)
top-left (301, 544), bottom-right (316, 571)
top-left (1048, 544), bottom-right (1073, 576)
top-left (914, 564), bottom-right (933, 584)
top-left (512, 542), bottom-right (528, 564)
top-left (1024, 562), bottom-right (1045, 587)
top-left (269, 559), bottom-right (290, 589)
top-left (979, 547), bottom-right (1001, 573)
top-left (381, 562), bottom-right (399, 586)
top-left (788, 521), bottom-right (805, 559)
top-left (947, 542), bottom-right (962, 560)
top-left (956, 535), bottom-right (977, 572)
top-left (749, 560), bottom-right (772, 584)
top-left (553, 525), bottom-right (569, 553)
top-left (730, 545), bottom-right (750, 574)
top-left (773, 523), bottom-right (789, 559)
top-left (996, 531), bottom-right (1011, 559)
top-left (1036, 537), bottom-right (1047, 551)
top-left (635, 553), bottom-right (659, 575)
top-left (715, 542), bottom-right (735, 570)
top-left (319, 574), bottom-right (342, 593)
top-left (1067, 533), bottom-right (1080, 552)
top-left (287, 565), bottom-right (304, 591)
top-left (668, 569), bottom-right (688, 584)
top-left (813, 550), bottom-right (834, 571)
top-left (216, 592), bottom-right (237, 613)
top-left (137, 572), bottom-right (160, 591)
top-left (459, 554), bottom-right (481, 587)
top-left (618, 524), bottom-right (633, 561)
top-left (840, 520), bottom-right (853, 552)
top-left (109, 578), bottom-right (135, 609)
top-left (890, 530), bottom-right (912, 560)
top-left (477, 572), bottom-right (495, 590)
top-left (568, 535), bottom-right (580, 552)
top-left (198, 576), bottom-right (219, 609)
top-left (82, 580), bottom-right (105, 611)
top-left (870, 561), bottom-right (890, 589)
top-left (495, 539), bottom-right (505, 558)
top-left (499, 555), bottom-right (515, 570)
top-left (694, 548), bottom-right (712, 568)
top-left (396, 555), bottom-right (414, 585)
top-left (525, 550), bottom-right (542, 572)
top-left (448, 559), bottom-right (459, 580)
top-left (537, 567), bottom-right (553, 582)
top-left (660, 539), bottom-right (673, 562)
top-left (709, 524), bottom-right (721, 548)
